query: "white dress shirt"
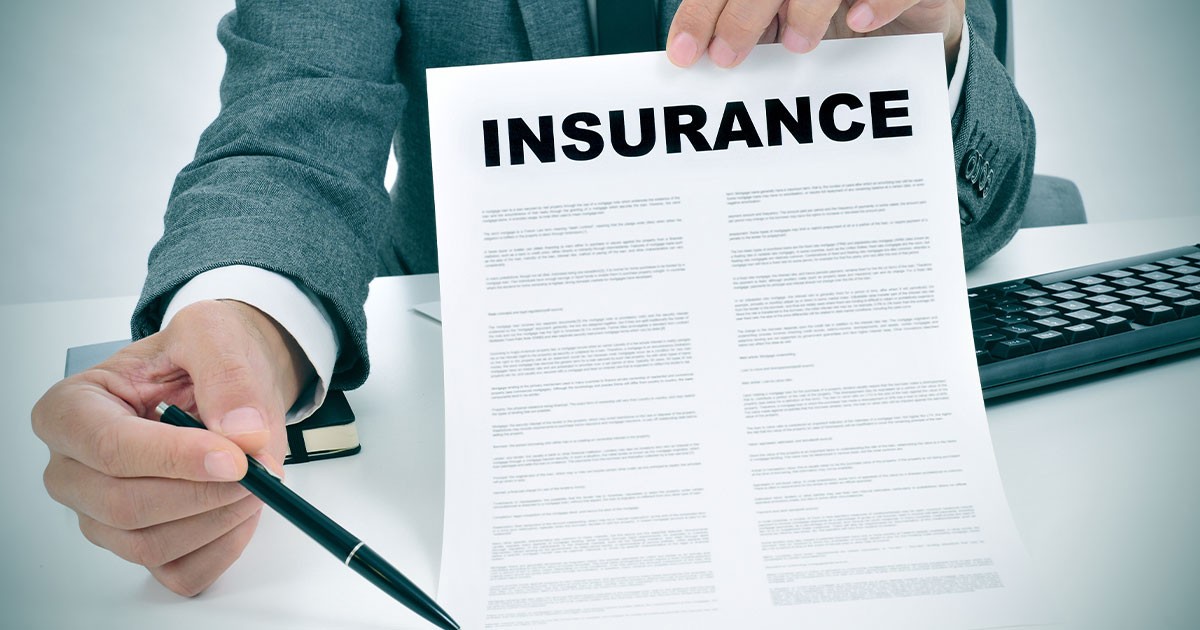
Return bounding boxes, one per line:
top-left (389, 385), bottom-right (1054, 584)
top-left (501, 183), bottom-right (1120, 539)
top-left (164, 13), bottom-right (971, 423)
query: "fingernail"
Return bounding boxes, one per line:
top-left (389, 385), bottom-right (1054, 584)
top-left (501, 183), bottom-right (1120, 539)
top-left (781, 26), bottom-right (812, 53)
top-left (667, 32), bottom-right (699, 66)
top-left (254, 452), bottom-right (286, 481)
top-left (204, 451), bottom-right (241, 481)
top-left (848, 3), bottom-right (876, 31)
top-left (708, 37), bottom-right (738, 68)
top-left (219, 407), bottom-right (266, 436)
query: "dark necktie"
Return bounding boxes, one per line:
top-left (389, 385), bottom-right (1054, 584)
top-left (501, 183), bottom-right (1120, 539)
top-left (596, 0), bottom-right (658, 55)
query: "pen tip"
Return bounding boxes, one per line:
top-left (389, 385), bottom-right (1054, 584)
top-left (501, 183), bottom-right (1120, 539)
top-left (433, 612), bottom-right (459, 630)
top-left (154, 402), bottom-right (169, 416)
top-left (434, 611), bottom-right (460, 630)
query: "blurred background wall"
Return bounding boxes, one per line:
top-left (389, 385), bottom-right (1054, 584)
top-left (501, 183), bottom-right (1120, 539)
top-left (1, 1), bottom-right (234, 306)
top-left (1, 0), bottom-right (1197, 306)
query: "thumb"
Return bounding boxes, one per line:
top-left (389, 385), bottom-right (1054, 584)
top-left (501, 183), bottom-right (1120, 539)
top-left (165, 301), bottom-right (288, 455)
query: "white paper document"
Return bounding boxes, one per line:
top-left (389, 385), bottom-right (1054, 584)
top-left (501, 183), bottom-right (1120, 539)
top-left (429, 35), bottom-right (1044, 629)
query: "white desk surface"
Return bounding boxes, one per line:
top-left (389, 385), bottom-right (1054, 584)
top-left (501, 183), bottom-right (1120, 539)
top-left (1, 217), bottom-right (1197, 629)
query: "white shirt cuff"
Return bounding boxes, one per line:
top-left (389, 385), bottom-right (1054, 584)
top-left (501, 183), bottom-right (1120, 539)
top-left (947, 13), bottom-right (970, 114)
top-left (161, 265), bottom-right (339, 424)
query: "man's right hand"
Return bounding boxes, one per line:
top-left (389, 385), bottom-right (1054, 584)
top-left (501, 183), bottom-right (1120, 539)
top-left (667, 0), bottom-right (965, 70)
top-left (31, 299), bottom-right (312, 596)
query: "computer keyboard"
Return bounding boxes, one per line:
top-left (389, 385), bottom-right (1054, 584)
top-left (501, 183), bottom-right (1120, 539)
top-left (970, 244), bottom-right (1200, 399)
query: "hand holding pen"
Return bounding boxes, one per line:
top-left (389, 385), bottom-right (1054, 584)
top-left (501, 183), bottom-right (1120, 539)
top-left (156, 403), bottom-right (459, 630)
top-left (33, 300), bottom-right (305, 595)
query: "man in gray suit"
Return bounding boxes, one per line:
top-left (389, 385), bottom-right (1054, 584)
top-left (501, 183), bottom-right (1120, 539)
top-left (33, 0), bottom-right (1031, 597)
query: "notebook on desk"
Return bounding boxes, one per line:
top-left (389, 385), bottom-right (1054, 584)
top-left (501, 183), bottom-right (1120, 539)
top-left (64, 340), bottom-right (360, 464)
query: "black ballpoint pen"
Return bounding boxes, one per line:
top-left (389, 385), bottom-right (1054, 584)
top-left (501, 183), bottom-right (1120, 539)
top-left (155, 403), bottom-right (460, 630)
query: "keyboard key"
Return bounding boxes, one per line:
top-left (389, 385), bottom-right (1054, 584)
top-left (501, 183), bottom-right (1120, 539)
top-left (1135, 305), bottom-right (1178, 325)
top-left (1142, 271), bottom-right (1174, 282)
top-left (1024, 297), bottom-right (1056, 307)
top-left (974, 331), bottom-right (1007, 351)
top-left (975, 349), bottom-right (995, 365)
top-left (993, 315), bottom-right (1030, 327)
top-left (1012, 288), bottom-right (1047, 299)
top-left (1101, 269), bottom-right (1134, 279)
top-left (972, 320), bottom-right (998, 334)
top-left (1094, 316), bottom-right (1132, 336)
top-left (1097, 303), bottom-right (1134, 317)
top-left (1185, 252), bottom-right (1200, 262)
top-left (1042, 282), bottom-right (1075, 292)
top-left (1173, 274), bottom-right (1200, 286)
top-left (1156, 289), bottom-right (1192, 304)
top-left (1128, 296), bottom-right (1164, 311)
top-left (971, 295), bottom-right (999, 308)
top-left (1001, 324), bottom-right (1041, 339)
top-left (1082, 284), bottom-right (1117, 295)
top-left (1145, 281), bottom-right (1179, 292)
top-left (1112, 277), bottom-right (1145, 288)
top-left (1073, 276), bottom-right (1106, 286)
top-left (1053, 290), bottom-right (1087, 301)
top-left (991, 338), bottom-right (1034, 359)
top-left (1063, 323), bottom-right (1100, 343)
top-left (1029, 330), bottom-right (1067, 351)
top-left (1116, 288), bottom-right (1150, 299)
top-left (994, 302), bottom-right (1028, 316)
top-left (964, 307), bottom-right (993, 321)
top-left (1175, 299), bottom-right (1200, 318)
top-left (1034, 316), bottom-right (1071, 330)
top-left (1024, 307), bottom-right (1059, 318)
top-left (1057, 300), bottom-right (1090, 312)
top-left (1156, 257), bottom-right (1189, 267)
top-left (1130, 264), bottom-right (1161, 273)
top-left (1169, 265), bottom-right (1200, 275)
top-left (999, 282), bottom-right (1032, 296)
top-left (1084, 294), bottom-right (1120, 305)
top-left (1064, 309), bottom-right (1102, 323)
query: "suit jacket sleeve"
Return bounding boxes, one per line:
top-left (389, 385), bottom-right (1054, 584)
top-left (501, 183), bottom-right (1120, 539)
top-left (955, 0), bottom-right (1037, 269)
top-left (131, 0), bottom-right (404, 390)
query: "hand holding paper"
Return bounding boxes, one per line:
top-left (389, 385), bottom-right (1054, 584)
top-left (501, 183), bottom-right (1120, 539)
top-left (667, 0), bottom-right (965, 68)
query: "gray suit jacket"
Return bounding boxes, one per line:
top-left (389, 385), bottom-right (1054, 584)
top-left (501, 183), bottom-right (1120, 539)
top-left (133, 0), bottom-right (1034, 391)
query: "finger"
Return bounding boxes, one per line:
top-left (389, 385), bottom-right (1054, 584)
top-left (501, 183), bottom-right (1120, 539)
top-left (781, 0), bottom-right (843, 53)
top-left (845, 0), bottom-right (922, 33)
top-left (759, 15), bottom-right (780, 44)
top-left (77, 494), bottom-right (262, 570)
top-left (708, 0), bottom-right (787, 68)
top-left (166, 301), bottom-right (286, 455)
top-left (252, 449), bottom-right (287, 481)
top-left (44, 453), bottom-right (250, 529)
top-left (149, 508), bottom-right (263, 596)
top-left (34, 383), bottom-right (247, 482)
top-left (667, 0), bottom-right (728, 67)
